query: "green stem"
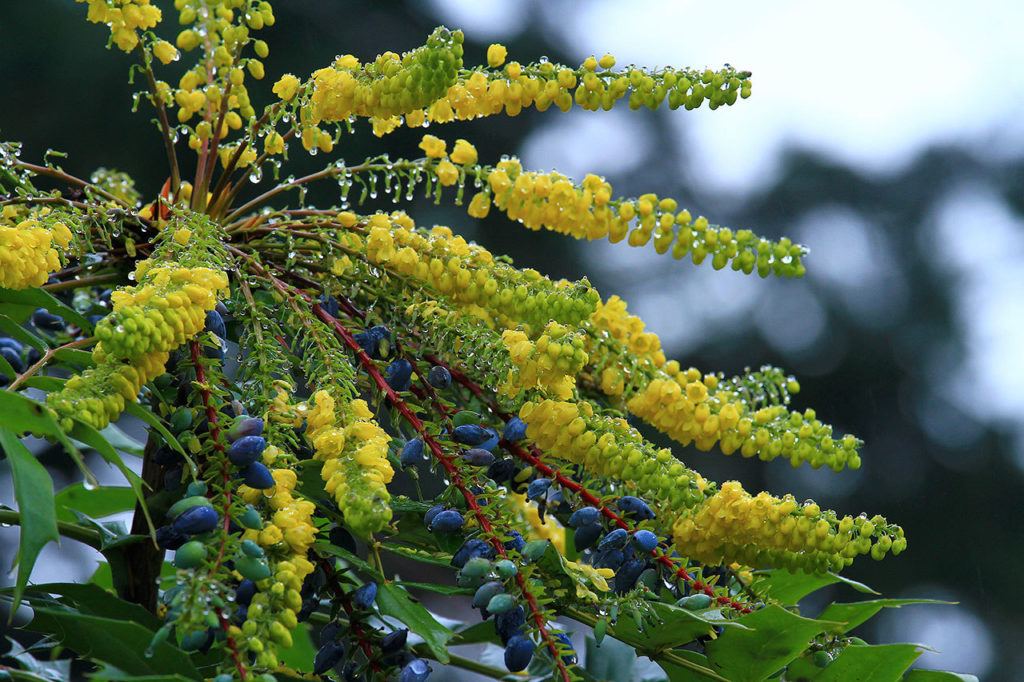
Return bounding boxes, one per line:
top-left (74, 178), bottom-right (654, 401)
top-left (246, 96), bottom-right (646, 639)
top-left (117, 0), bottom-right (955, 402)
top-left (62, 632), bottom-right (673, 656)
top-left (42, 273), bottom-right (121, 293)
top-left (0, 509), bottom-right (105, 550)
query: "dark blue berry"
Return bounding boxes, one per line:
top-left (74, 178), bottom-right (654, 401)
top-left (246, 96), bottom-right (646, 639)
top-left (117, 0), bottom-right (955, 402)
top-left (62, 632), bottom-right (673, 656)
top-left (472, 581), bottom-right (505, 610)
top-left (598, 528), bottom-right (629, 550)
top-left (228, 435), bottom-right (266, 465)
top-left (318, 294), bottom-right (340, 318)
top-left (593, 548), bottom-right (625, 571)
top-left (241, 461), bottom-right (275, 489)
top-left (451, 539), bottom-right (495, 568)
top-left (569, 503), bottom-right (598, 524)
top-left (31, 308), bottom-right (64, 332)
top-left (313, 641), bottom-right (346, 675)
top-left (503, 530), bottom-right (526, 553)
top-left (617, 496), bottom-right (655, 520)
top-left (380, 628), bottom-right (408, 654)
top-left (504, 635), bottom-right (534, 672)
top-left (486, 458), bottom-right (516, 483)
top-left (478, 427), bottom-right (499, 451)
top-left (0, 347), bottom-right (24, 373)
top-left (573, 523), bottom-right (603, 552)
top-left (427, 365), bottom-right (451, 389)
top-left (614, 558), bottom-right (647, 594)
top-left (452, 424), bottom-right (489, 446)
top-left (495, 605), bottom-right (526, 645)
top-left (204, 310), bottom-right (226, 339)
top-left (429, 509), bottom-right (465, 533)
top-left (526, 478), bottom-right (552, 501)
top-left (235, 579), bottom-right (257, 606)
top-left (399, 658), bottom-right (431, 682)
top-left (424, 504), bottom-right (445, 528)
top-left (354, 325), bottom-right (390, 359)
top-left (352, 581), bottom-right (377, 610)
top-left (503, 417), bottom-right (527, 442)
top-left (400, 438), bottom-right (425, 468)
top-left (155, 524), bottom-right (187, 550)
top-left (0, 337), bottom-right (24, 354)
top-left (172, 505), bottom-right (219, 535)
top-left (633, 530), bottom-right (659, 552)
top-left (385, 359), bottom-right (413, 391)
top-left (462, 448), bottom-right (495, 466)
top-left (555, 633), bottom-right (577, 665)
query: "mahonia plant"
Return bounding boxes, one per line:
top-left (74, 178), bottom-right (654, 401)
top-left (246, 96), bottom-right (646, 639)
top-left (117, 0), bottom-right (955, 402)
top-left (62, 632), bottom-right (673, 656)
top-left (0, 4), bottom-right (963, 682)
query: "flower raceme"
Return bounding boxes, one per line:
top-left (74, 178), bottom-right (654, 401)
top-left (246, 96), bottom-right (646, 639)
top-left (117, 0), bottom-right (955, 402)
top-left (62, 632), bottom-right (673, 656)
top-left (304, 389), bottom-right (394, 538)
top-left (77, 0), bottom-right (161, 52)
top-left (500, 323), bottom-right (587, 400)
top-left (0, 212), bottom-right (74, 289)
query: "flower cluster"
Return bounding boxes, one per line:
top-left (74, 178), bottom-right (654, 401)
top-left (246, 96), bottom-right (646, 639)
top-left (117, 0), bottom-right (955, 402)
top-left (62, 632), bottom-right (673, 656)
top-left (305, 390), bottom-right (394, 538)
top-left (305, 26), bottom-right (463, 125)
top-left (77, 0), bottom-right (161, 51)
top-left (500, 322), bottom-right (587, 400)
top-left (588, 295), bottom-right (667, 369)
top-left (0, 209), bottom-right (74, 289)
top-left (95, 264), bottom-right (229, 359)
top-left (473, 157), bottom-right (806, 277)
top-left (672, 481), bottom-right (906, 572)
top-left (359, 211), bottom-right (598, 332)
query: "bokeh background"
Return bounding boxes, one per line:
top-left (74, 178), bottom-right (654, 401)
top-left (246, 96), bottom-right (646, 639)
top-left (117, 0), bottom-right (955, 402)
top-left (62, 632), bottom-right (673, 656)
top-left (2, 0), bottom-right (1023, 678)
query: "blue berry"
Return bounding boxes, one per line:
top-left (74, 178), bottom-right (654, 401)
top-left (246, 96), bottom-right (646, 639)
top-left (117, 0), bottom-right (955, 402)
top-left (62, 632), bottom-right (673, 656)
top-left (526, 478), bottom-right (552, 501)
top-left (617, 496), bottom-right (655, 520)
top-left (495, 559), bottom-right (518, 579)
top-left (495, 605), bottom-right (526, 644)
top-left (503, 417), bottom-right (527, 442)
top-left (633, 530), bottom-right (659, 552)
top-left (352, 581), bottom-right (377, 609)
top-left (32, 308), bottom-right (64, 332)
top-left (504, 635), bottom-right (534, 672)
top-left (424, 504), bottom-right (445, 528)
top-left (0, 338), bottom-right (23, 354)
top-left (451, 539), bottom-right (495, 568)
top-left (204, 310), bottom-right (226, 339)
top-left (427, 365), bottom-right (451, 389)
top-left (241, 539), bottom-right (264, 558)
top-left (400, 439), bottom-right (425, 468)
top-left (486, 458), bottom-right (516, 483)
top-left (592, 548), bottom-right (625, 570)
top-left (598, 528), bottom-right (629, 550)
top-left (239, 504), bottom-right (263, 530)
top-left (573, 523), bottom-right (602, 552)
top-left (241, 461), bottom-right (275, 489)
top-left (429, 509), bottom-right (465, 534)
top-left (172, 505), bottom-right (219, 535)
top-left (503, 530), bottom-right (526, 553)
top-left (385, 359), bottom-right (413, 391)
top-left (227, 416), bottom-right (264, 442)
top-left (155, 524), bottom-right (187, 550)
top-left (313, 641), bottom-right (346, 675)
top-left (478, 427), bottom-right (500, 452)
top-left (235, 579), bottom-right (256, 606)
top-left (228, 435), bottom-right (267, 466)
top-left (452, 424), bottom-right (490, 446)
top-left (318, 294), bottom-right (340, 318)
top-left (355, 325), bottom-right (390, 359)
top-left (613, 558), bottom-right (647, 594)
top-left (461, 448), bottom-right (495, 466)
top-left (568, 507), bottom-right (601, 528)
top-left (0, 347), bottom-right (24, 373)
top-left (555, 633), bottom-right (577, 665)
top-left (380, 628), bottom-right (408, 654)
top-left (399, 658), bottom-right (431, 682)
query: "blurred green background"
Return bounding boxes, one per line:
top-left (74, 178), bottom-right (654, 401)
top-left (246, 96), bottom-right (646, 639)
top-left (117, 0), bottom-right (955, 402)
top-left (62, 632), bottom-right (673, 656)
top-left (2, 1), bottom-right (1022, 678)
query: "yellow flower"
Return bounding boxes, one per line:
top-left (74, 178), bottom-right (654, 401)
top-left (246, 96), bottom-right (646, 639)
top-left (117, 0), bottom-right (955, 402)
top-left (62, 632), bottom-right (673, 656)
top-left (450, 139), bottom-right (478, 165)
top-left (152, 40), bottom-right (178, 65)
top-left (435, 159), bottom-right (459, 186)
top-left (272, 74), bottom-right (300, 101)
top-left (418, 134), bottom-right (447, 159)
top-left (487, 43), bottom-right (507, 68)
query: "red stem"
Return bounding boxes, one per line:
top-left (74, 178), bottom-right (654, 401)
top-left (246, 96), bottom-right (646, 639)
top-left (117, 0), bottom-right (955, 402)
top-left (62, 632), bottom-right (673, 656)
top-left (189, 341), bottom-right (249, 679)
top-left (311, 305), bottom-right (573, 682)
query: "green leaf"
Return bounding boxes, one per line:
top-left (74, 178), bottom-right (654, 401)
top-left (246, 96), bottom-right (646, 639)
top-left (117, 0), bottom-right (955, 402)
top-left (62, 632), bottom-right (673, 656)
top-left (817, 599), bottom-right (953, 634)
top-left (52, 348), bottom-right (94, 367)
top-left (55, 484), bottom-right (136, 523)
top-left (25, 606), bottom-right (200, 679)
top-left (16, 582), bottom-right (161, 631)
top-left (658, 650), bottom-right (718, 682)
top-left (67, 418), bottom-right (155, 539)
top-left (0, 350), bottom-right (16, 379)
top-left (452, 619), bottom-right (501, 646)
top-left (811, 643), bottom-right (923, 681)
top-left (754, 570), bottom-right (877, 606)
top-left (0, 286), bottom-right (93, 332)
top-left (704, 605), bottom-right (837, 681)
top-left (276, 623), bottom-right (317, 672)
top-left (587, 636), bottom-right (640, 681)
top-left (98, 423), bottom-right (145, 456)
top-left (0, 428), bottom-right (60, 614)
top-left (603, 601), bottom-right (744, 652)
top-left (904, 670), bottom-right (980, 681)
top-left (377, 581), bottom-right (453, 664)
top-left (90, 664), bottom-right (195, 682)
